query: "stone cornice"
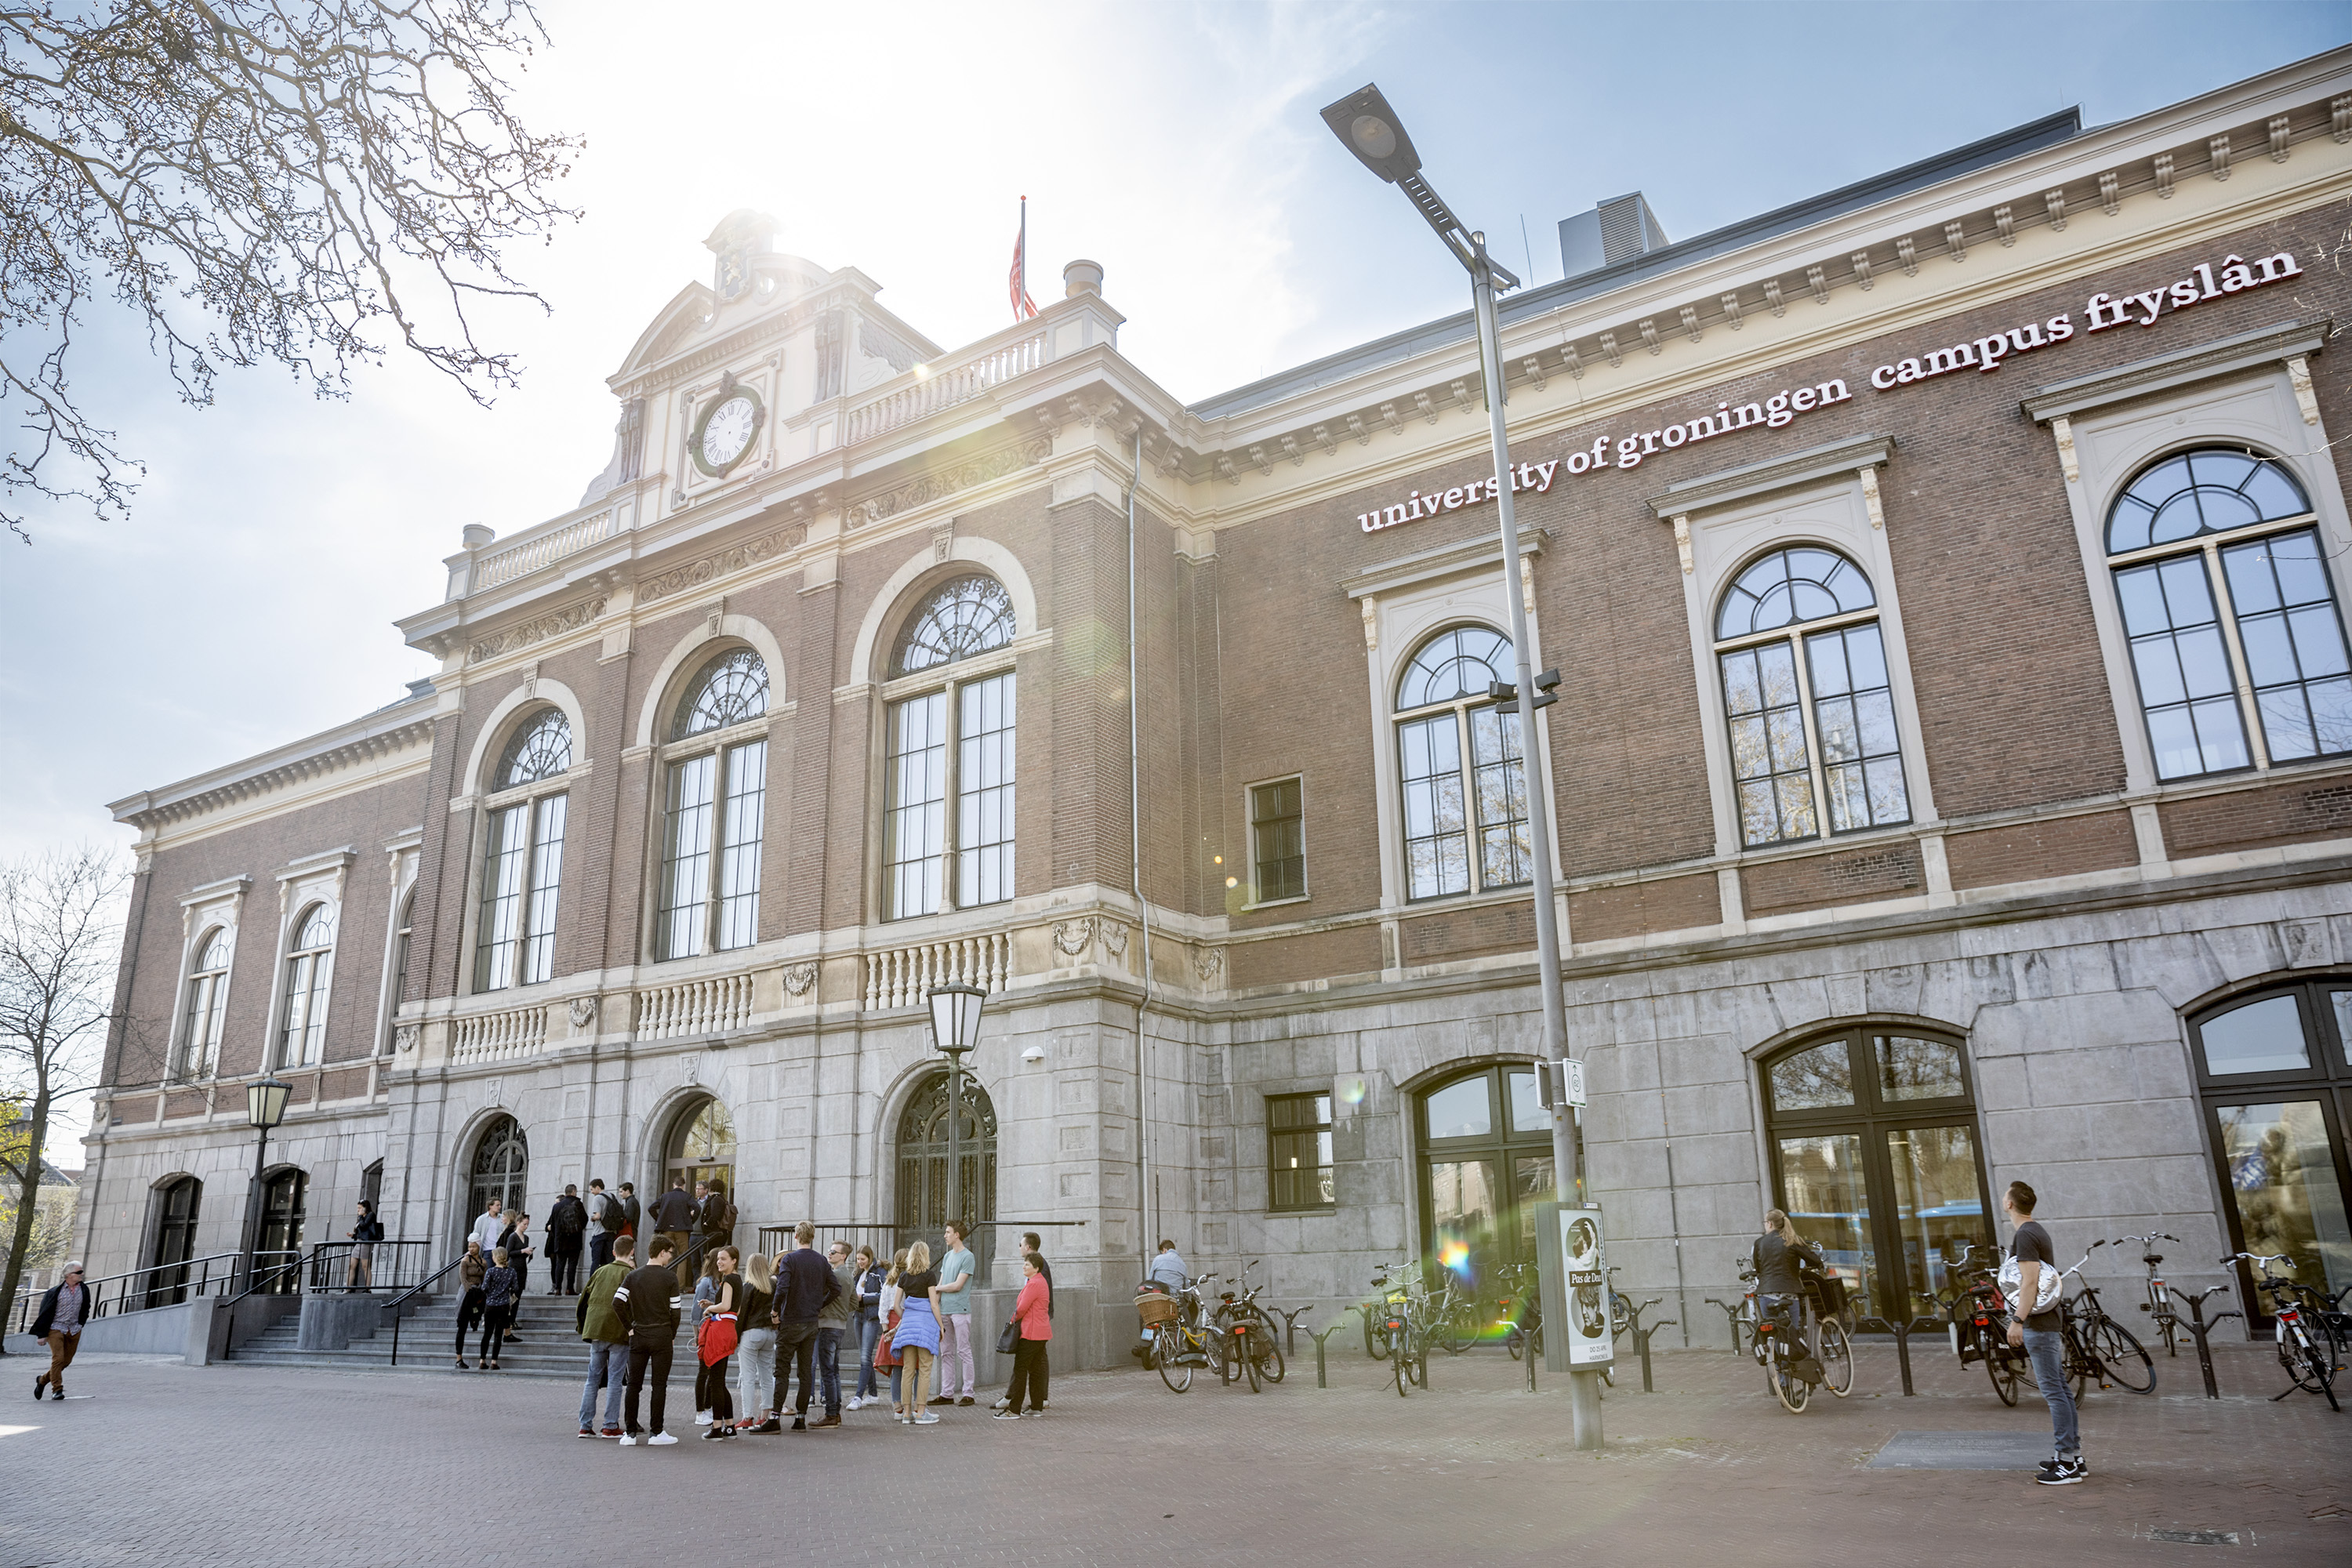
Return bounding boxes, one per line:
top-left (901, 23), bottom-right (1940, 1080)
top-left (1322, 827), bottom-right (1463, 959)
top-left (111, 703), bottom-right (436, 833)
top-left (2019, 318), bottom-right (2329, 423)
top-left (1342, 525), bottom-right (1548, 601)
top-left (1645, 434), bottom-right (1895, 518)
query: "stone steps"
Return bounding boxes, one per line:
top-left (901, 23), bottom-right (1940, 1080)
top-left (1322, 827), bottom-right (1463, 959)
top-left (226, 1291), bottom-right (704, 1381)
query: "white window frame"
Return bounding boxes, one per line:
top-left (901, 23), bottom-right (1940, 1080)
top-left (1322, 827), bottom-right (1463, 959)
top-left (879, 641), bottom-right (1018, 922)
top-left (1663, 452), bottom-right (1936, 863)
top-left (655, 705), bottom-right (771, 961)
top-left (1349, 533), bottom-right (1564, 918)
top-left (474, 710), bottom-right (572, 991)
top-left (267, 848), bottom-right (352, 1072)
top-left (170, 875), bottom-right (249, 1083)
top-left (2042, 348), bottom-right (2352, 797)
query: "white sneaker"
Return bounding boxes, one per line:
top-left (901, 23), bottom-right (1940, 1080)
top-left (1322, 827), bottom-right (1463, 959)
top-left (618, 1434), bottom-right (638, 1446)
top-left (846, 1396), bottom-right (862, 1411)
top-left (693, 1410), bottom-right (713, 1426)
top-left (992, 1396), bottom-right (1011, 1410)
top-left (647, 1432), bottom-right (678, 1446)
top-left (913, 1413), bottom-right (939, 1425)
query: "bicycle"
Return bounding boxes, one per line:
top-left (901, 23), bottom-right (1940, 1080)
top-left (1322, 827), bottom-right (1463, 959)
top-left (1363, 1263), bottom-right (1410, 1361)
top-left (2049, 1243), bottom-right (2155, 1397)
top-left (1943, 1242), bottom-right (2027, 1406)
top-left (2227, 1250), bottom-right (2340, 1411)
top-left (1801, 1271), bottom-right (1854, 1399)
top-left (1753, 1290), bottom-right (1820, 1413)
top-left (2114, 1232), bottom-right (2183, 1357)
top-left (1368, 1261), bottom-right (1431, 1397)
top-left (1499, 1261), bottom-right (1543, 1362)
top-left (1145, 1273), bottom-right (1220, 1393)
top-left (1214, 1260), bottom-right (1286, 1391)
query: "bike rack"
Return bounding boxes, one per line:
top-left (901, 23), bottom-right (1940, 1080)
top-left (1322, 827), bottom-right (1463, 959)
top-left (2176, 1286), bottom-right (2240, 1400)
top-left (1853, 1314), bottom-right (1921, 1396)
top-left (1620, 1298), bottom-right (1673, 1392)
top-left (1270, 1304), bottom-right (1315, 1358)
top-left (1305, 1313), bottom-right (1359, 1389)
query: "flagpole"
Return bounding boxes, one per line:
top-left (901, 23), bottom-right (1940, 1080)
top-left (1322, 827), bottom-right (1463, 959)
top-left (1020, 195), bottom-right (1029, 318)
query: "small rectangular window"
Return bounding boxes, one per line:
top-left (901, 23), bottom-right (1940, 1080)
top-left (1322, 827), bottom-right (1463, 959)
top-left (1268, 1091), bottom-right (1334, 1210)
top-left (1250, 777), bottom-right (1305, 902)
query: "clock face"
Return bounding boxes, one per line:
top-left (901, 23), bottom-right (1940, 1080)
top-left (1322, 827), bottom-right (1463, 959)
top-left (699, 394), bottom-right (759, 472)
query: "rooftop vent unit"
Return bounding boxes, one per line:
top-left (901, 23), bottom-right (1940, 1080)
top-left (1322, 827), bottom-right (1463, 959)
top-left (1559, 192), bottom-right (1669, 279)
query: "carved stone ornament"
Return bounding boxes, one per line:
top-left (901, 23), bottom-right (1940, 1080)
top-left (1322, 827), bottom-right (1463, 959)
top-left (638, 526), bottom-right (806, 605)
top-left (394, 1025), bottom-right (419, 1054)
top-left (782, 960), bottom-right (818, 997)
top-left (469, 596), bottom-right (607, 664)
top-left (1098, 920), bottom-right (1129, 959)
top-left (1052, 919), bottom-right (1094, 958)
top-left (847, 438), bottom-right (1051, 530)
top-left (1193, 946), bottom-right (1225, 983)
top-left (568, 997), bottom-right (599, 1031)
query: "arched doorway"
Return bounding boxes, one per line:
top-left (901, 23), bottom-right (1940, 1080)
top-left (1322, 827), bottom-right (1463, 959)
top-left (145, 1176), bottom-right (201, 1307)
top-left (1416, 1063), bottom-right (1553, 1287)
top-left (257, 1168), bottom-right (307, 1294)
top-left (896, 1069), bottom-right (997, 1272)
top-left (467, 1116), bottom-right (528, 1230)
top-left (664, 1095), bottom-right (736, 1207)
top-left (1759, 1027), bottom-right (1991, 1328)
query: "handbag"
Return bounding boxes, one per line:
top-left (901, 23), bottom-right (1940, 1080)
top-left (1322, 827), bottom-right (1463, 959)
top-left (995, 1318), bottom-right (1019, 1356)
top-left (697, 1311), bottom-right (739, 1367)
top-left (873, 1306), bottom-right (902, 1370)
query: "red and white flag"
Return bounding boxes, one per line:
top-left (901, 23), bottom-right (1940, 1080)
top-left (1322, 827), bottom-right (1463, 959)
top-left (1008, 196), bottom-right (1039, 321)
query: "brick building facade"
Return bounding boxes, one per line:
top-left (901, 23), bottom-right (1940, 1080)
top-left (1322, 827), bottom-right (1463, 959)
top-left (82, 51), bottom-right (2352, 1356)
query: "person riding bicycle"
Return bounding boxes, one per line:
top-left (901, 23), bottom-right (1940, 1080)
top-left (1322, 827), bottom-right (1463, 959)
top-left (1751, 1208), bottom-right (1824, 1363)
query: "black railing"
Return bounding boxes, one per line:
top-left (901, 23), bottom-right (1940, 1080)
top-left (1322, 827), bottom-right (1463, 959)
top-left (9, 1251), bottom-right (245, 1335)
top-left (748, 1218), bottom-right (1084, 1284)
top-left (304, 1240), bottom-right (434, 1296)
top-left (388, 1249), bottom-right (477, 1367)
top-left (227, 1249), bottom-right (307, 1305)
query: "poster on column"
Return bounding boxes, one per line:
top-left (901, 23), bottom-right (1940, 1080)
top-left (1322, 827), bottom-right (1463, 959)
top-left (1561, 1208), bottom-right (1614, 1369)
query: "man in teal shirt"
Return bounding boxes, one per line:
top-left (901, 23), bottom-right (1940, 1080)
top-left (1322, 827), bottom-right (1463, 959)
top-left (932, 1221), bottom-right (978, 1406)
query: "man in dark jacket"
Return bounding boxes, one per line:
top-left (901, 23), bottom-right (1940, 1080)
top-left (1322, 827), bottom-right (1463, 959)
top-left (611, 1236), bottom-right (683, 1445)
top-left (31, 1263), bottom-right (90, 1401)
top-left (774, 1221), bottom-right (840, 1432)
top-left (699, 1179), bottom-right (734, 1252)
top-left (546, 1185), bottom-right (589, 1295)
top-left (649, 1176), bottom-right (698, 1289)
top-left (586, 1178), bottom-right (619, 1274)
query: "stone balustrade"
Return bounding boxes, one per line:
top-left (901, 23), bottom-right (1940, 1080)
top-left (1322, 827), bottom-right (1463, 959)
top-left (634, 972), bottom-right (757, 1040)
top-left (450, 1004), bottom-right (546, 1063)
top-left (864, 931), bottom-right (1011, 1011)
top-left (842, 330), bottom-right (1046, 448)
top-left (470, 506), bottom-right (622, 593)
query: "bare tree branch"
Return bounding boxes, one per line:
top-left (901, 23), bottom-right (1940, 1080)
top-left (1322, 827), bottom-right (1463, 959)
top-left (0, 0), bottom-right (581, 543)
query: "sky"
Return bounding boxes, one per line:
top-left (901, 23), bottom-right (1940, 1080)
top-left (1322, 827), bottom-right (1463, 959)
top-left (3, 0), bottom-right (2347, 861)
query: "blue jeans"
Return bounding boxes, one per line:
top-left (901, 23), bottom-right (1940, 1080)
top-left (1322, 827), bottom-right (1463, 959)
top-left (855, 1316), bottom-right (881, 1398)
top-left (578, 1340), bottom-right (624, 1429)
top-left (817, 1325), bottom-right (844, 1415)
top-left (2023, 1327), bottom-right (2078, 1458)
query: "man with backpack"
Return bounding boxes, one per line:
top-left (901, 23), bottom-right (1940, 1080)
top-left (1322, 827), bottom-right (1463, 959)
top-left (699, 1179), bottom-right (736, 1254)
top-left (546, 1184), bottom-right (590, 1295)
top-left (2004, 1181), bottom-right (2084, 1486)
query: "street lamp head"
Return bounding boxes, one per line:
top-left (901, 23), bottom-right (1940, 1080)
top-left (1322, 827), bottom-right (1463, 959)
top-left (246, 1075), bottom-right (292, 1131)
top-left (1319, 83), bottom-right (1421, 184)
top-left (926, 982), bottom-right (986, 1057)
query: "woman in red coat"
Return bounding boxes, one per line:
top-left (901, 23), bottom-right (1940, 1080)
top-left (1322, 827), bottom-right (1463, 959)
top-left (996, 1254), bottom-right (1052, 1419)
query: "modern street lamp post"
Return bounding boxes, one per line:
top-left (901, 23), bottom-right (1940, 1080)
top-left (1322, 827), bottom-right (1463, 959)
top-left (238, 1075), bottom-right (293, 1294)
top-left (1319, 83), bottom-right (1600, 1449)
top-left (926, 983), bottom-right (987, 1252)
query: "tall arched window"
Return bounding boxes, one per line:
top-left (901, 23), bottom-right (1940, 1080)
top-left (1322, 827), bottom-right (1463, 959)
top-left (1393, 626), bottom-right (1530, 900)
top-left (657, 648), bottom-right (769, 960)
top-left (383, 890), bottom-right (414, 1054)
top-left (478, 707), bottom-right (570, 991)
top-left (1760, 1027), bottom-right (1989, 1327)
top-left (178, 928), bottom-right (230, 1080)
top-left (467, 1116), bottom-right (528, 1225)
top-left (278, 905), bottom-right (335, 1067)
top-left (896, 1069), bottom-right (997, 1256)
top-left (2105, 448), bottom-right (2350, 779)
top-left (884, 576), bottom-right (1017, 920)
top-left (1715, 546), bottom-right (1911, 848)
top-left (2187, 978), bottom-right (2352, 1323)
top-left (1415, 1063), bottom-right (1554, 1276)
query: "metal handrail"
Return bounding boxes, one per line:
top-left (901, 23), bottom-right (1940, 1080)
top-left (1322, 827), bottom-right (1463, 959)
top-left (9, 1251), bottom-right (246, 1334)
top-left (303, 1240), bottom-right (433, 1296)
top-left (387, 1250), bottom-right (480, 1367)
top-left (226, 1249), bottom-right (309, 1307)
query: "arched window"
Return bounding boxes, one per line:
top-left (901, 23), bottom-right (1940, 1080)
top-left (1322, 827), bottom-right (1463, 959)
top-left (143, 1176), bottom-right (202, 1308)
top-left (258, 1167), bottom-right (307, 1292)
top-left (664, 1095), bottom-right (737, 1198)
top-left (2105, 448), bottom-right (2348, 779)
top-left (478, 708), bottom-right (569, 991)
top-left (277, 906), bottom-right (335, 1068)
top-left (1415, 1064), bottom-right (1554, 1276)
top-left (1393, 626), bottom-right (1530, 900)
top-left (178, 927), bottom-right (230, 1080)
top-left (1715, 546), bottom-right (1910, 848)
top-left (467, 1116), bottom-right (528, 1226)
top-left (1759, 1027), bottom-right (1988, 1326)
top-left (383, 890), bottom-right (413, 1054)
top-left (896, 1069), bottom-right (998, 1259)
top-left (2187, 978), bottom-right (2352, 1323)
top-left (657, 648), bottom-right (770, 960)
top-left (884, 576), bottom-right (1017, 919)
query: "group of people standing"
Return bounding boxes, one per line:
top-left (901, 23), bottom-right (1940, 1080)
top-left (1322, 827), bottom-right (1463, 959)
top-left (568, 1218), bottom-right (1054, 1443)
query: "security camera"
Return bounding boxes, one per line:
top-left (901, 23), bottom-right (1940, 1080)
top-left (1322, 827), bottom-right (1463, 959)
top-left (1021, 1044), bottom-right (1046, 1064)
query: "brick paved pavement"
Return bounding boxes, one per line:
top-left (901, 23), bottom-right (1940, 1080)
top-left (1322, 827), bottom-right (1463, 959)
top-left (3, 1338), bottom-right (2345, 1566)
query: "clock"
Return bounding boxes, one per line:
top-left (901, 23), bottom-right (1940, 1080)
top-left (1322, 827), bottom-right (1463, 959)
top-left (691, 387), bottom-right (763, 477)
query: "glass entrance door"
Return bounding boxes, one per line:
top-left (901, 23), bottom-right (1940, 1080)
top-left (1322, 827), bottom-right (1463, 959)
top-left (1761, 1029), bottom-right (1991, 1330)
top-left (1416, 1064), bottom-right (1556, 1293)
top-left (258, 1169), bottom-right (307, 1294)
top-left (146, 1177), bottom-right (201, 1307)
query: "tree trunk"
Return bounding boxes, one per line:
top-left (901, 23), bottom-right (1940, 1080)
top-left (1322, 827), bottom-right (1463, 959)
top-left (0, 1086), bottom-right (52, 1356)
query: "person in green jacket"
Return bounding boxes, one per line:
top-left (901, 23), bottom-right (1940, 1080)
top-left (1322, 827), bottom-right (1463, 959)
top-left (576, 1233), bottom-right (634, 1437)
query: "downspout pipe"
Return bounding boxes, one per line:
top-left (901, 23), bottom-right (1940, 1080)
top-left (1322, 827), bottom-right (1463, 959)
top-left (1127, 430), bottom-right (1155, 1279)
